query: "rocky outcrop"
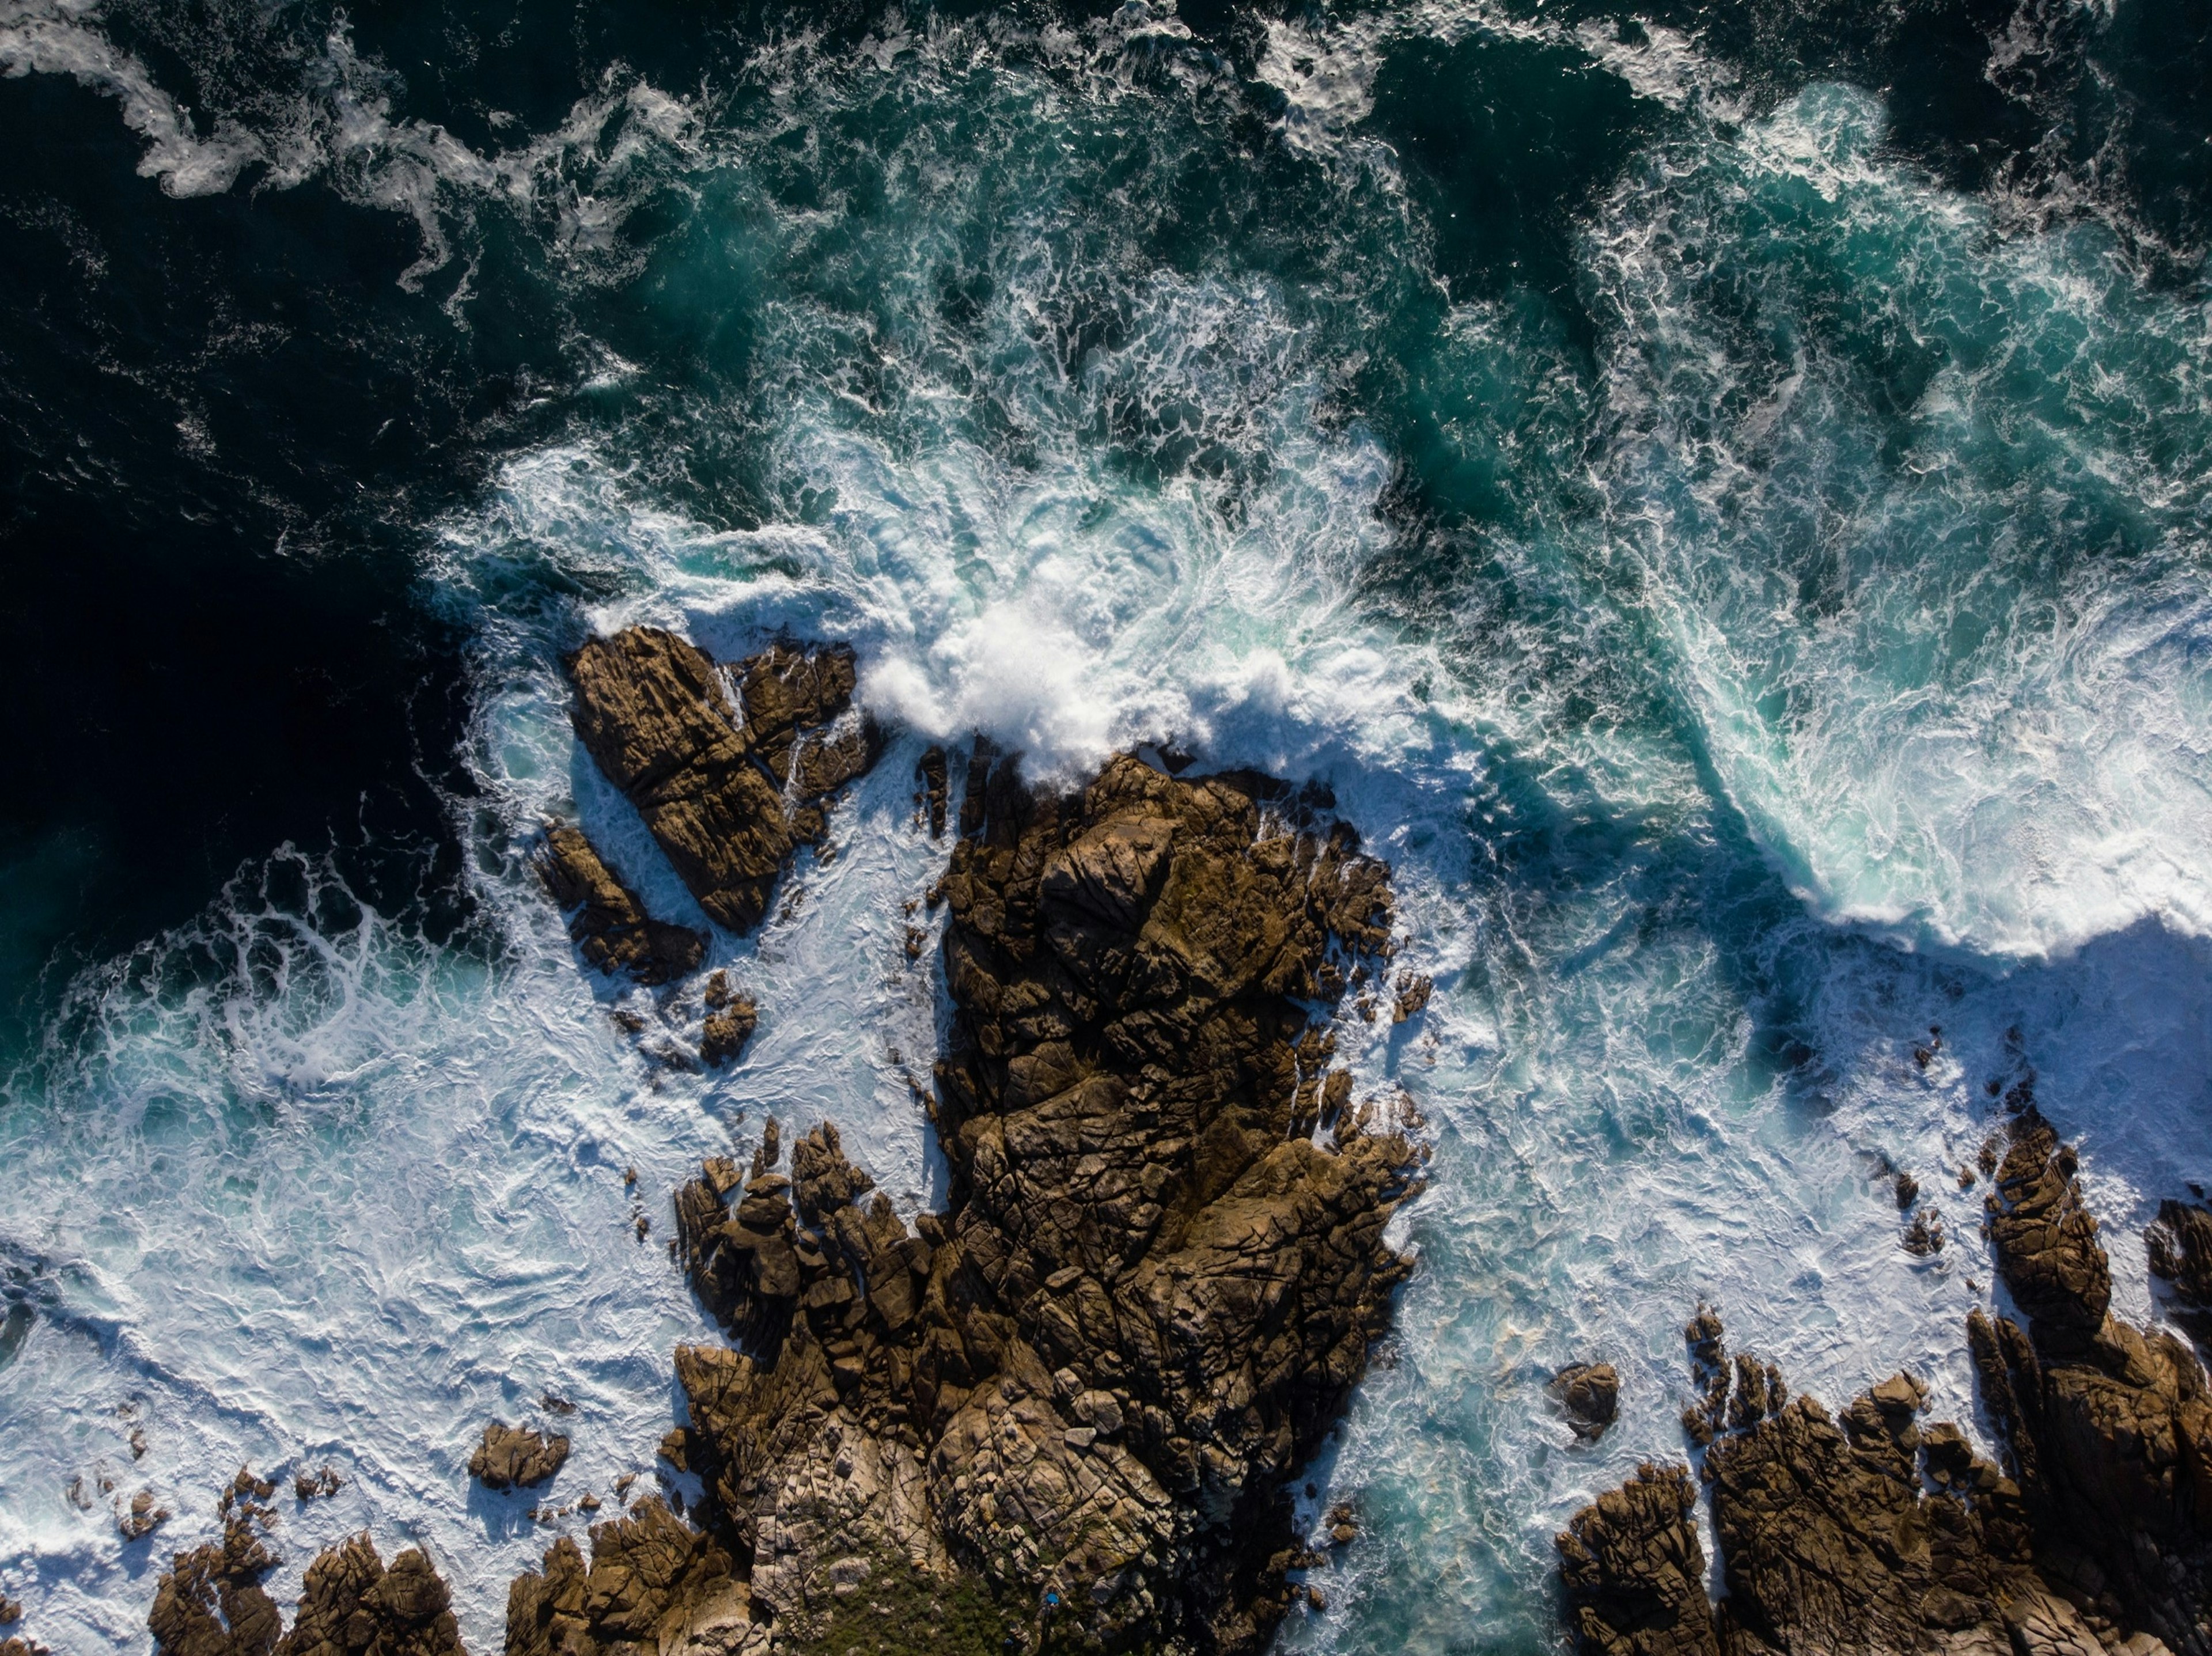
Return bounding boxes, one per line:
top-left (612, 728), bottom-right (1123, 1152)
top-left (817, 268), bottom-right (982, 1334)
top-left (2149, 1200), bottom-right (2212, 1351)
top-left (1971, 1111), bottom-right (2212, 1653)
top-left (503, 1499), bottom-right (751, 1656)
top-left (536, 824), bottom-right (706, 985)
top-left (276, 1537), bottom-right (465, 1656)
top-left (151, 1473), bottom-right (467, 1656)
top-left (1552, 1363), bottom-right (1620, 1441)
top-left (1559, 1106), bottom-right (2212, 1656)
top-left (1555, 1461), bottom-right (1717, 1656)
top-left (653, 748), bottom-right (1419, 1654)
top-left (565, 630), bottom-right (878, 934)
top-left (469, 1422), bottom-right (571, 1491)
top-left (699, 972), bottom-right (757, 1068)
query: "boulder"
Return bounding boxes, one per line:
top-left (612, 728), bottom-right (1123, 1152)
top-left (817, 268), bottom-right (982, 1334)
top-left (1551, 1362), bottom-right (1619, 1441)
top-left (468, 1422), bottom-right (570, 1491)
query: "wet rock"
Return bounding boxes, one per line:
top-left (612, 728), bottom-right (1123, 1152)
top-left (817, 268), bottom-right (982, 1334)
top-left (1986, 1109), bottom-right (2111, 1356)
top-left (118, 1488), bottom-right (172, 1540)
top-left (698, 971), bottom-right (757, 1067)
top-left (536, 824), bottom-right (706, 986)
top-left (2147, 1198), bottom-right (2212, 1348)
top-left (653, 748), bottom-right (1417, 1656)
top-left (1555, 1461), bottom-right (1716, 1656)
top-left (565, 628), bottom-right (877, 935)
top-left (271, 1536), bottom-right (464, 1656)
top-left (916, 745), bottom-right (949, 839)
top-left (468, 1422), bottom-right (570, 1491)
top-left (1391, 972), bottom-right (1431, 1024)
top-left (505, 1499), bottom-right (749, 1656)
top-left (1551, 1362), bottom-right (1620, 1441)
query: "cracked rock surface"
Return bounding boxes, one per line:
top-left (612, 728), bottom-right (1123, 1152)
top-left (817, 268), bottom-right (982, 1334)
top-left (1559, 1105), bottom-right (2212, 1656)
top-left (563, 629), bottom-right (876, 935)
top-left (635, 746), bottom-right (1421, 1654)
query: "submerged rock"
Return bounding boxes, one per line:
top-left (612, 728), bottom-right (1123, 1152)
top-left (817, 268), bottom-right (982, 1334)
top-left (468, 1422), bottom-right (570, 1491)
top-left (536, 824), bottom-right (706, 986)
top-left (1560, 1106), bottom-right (2212, 1656)
top-left (653, 746), bottom-right (1418, 1654)
top-left (565, 628), bottom-right (878, 935)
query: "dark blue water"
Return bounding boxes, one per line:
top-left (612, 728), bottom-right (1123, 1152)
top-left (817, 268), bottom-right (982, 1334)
top-left (2, 1), bottom-right (2209, 1650)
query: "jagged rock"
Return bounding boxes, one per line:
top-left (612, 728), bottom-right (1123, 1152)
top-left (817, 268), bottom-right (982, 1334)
top-left (536, 824), bottom-right (705, 985)
top-left (1986, 1110), bottom-right (2112, 1356)
top-left (1563, 1108), bottom-right (2212, 1656)
top-left (1, 1639), bottom-right (50, 1656)
top-left (2148, 1199), bottom-right (2212, 1350)
top-left (655, 747), bottom-right (1417, 1655)
top-left (150, 1509), bottom-right (283, 1656)
top-left (1555, 1462), bottom-right (1716, 1656)
top-left (1973, 1113), bottom-right (2212, 1653)
top-left (505, 1499), bottom-right (752, 1656)
top-left (1391, 972), bottom-right (1431, 1024)
top-left (565, 628), bottom-right (878, 934)
top-left (1551, 1363), bottom-right (1619, 1441)
top-left (118, 1488), bottom-right (172, 1540)
top-left (275, 1536), bottom-right (464, 1656)
top-left (469, 1422), bottom-right (570, 1491)
top-left (917, 746), bottom-right (949, 839)
top-left (699, 973), bottom-right (758, 1068)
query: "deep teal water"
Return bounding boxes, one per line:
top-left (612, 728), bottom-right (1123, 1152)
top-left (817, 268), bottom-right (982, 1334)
top-left (2, 2), bottom-right (2210, 1651)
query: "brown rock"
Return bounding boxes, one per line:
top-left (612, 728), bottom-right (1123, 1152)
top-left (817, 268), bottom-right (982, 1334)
top-left (565, 628), bottom-right (877, 935)
top-left (536, 825), bottom-right (705, 985)
top-left (1551, 1362), bottom-right (1620, 1441)
top-left (651, 747), bottom-right (1415, 1656)
top-left (2148, 1198), bottom-right (2212, 1349)
top-left (274, 1536), bottom-right (464, 1656)
top-left (699, 995), bottom-right (757, 1068)
top-left (149, 1507), bottom-right (282, 1656)
top-left (468, 1422), bottom-right (570, 1491)
top-left (1556, 1462), bottom-right (1716, 1656)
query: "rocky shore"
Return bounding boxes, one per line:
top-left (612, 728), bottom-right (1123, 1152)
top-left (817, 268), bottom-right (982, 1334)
top-left (1559, 1106), bottom-right (2212, 1656)
top-left (149, 626), bottom-right (1422, 1656)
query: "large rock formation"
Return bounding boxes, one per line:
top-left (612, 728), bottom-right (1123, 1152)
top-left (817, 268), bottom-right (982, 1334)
top-left (565, 630), bottom-right (878, 935)
top-left (149, 1473), bottom-right (466, 1656)
top-left (536, 824), bottom-right (705, 986)
top-left (582, 747), bottom-right (1419, 1655)
top-left (2149, 1199), bottom-right (2212, 1352)
top-left (1558, 1107), bottom-right (2212, 1656)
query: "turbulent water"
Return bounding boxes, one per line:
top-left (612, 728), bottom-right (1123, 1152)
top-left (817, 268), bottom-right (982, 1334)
top-left (3, 0), bottom-right (2211, 1650)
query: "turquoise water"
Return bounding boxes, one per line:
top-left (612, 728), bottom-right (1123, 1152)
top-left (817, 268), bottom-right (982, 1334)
top-left (2, 2), bottom-right (2210, 1650)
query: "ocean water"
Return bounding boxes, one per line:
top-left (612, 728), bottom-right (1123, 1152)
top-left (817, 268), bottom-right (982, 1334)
top-left (2, 1), bottom-right (2210, 1651)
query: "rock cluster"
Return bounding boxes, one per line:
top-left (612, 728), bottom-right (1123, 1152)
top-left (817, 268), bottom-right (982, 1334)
top-left (149, 1470), bottom-right (465, 1656)
top-left (584, 745), bottom-right (1421, 1654)
top-left (469, 1422), bottom-right (571, 1491)
top-left (505, 1499), bottom-right (752, 1656)
top-left (536, 824), bottom-right (706, 986)
top-left (1558, 1106), bottom-right (2212, 1656)
top-left (565, 630), bottom-right (878, 935)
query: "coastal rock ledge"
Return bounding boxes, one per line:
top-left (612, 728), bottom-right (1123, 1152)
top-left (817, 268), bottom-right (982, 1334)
top-left (1559, 1107), bottom-right (2212, 1656)
top-left (523, 636), bottom-right (1422, 1656)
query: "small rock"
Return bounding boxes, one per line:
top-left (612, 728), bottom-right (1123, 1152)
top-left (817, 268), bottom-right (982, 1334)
top-left (117, 1489), bottom-right (169, 1540)
top-left (1549, 1362), bottom-right (1620, 1441)
top-left (469, 1422), bottom-right (570, 1491)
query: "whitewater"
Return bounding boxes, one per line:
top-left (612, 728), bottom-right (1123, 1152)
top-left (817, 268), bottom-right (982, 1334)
top-left (3, 2), bottom-right (2211, 1651)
